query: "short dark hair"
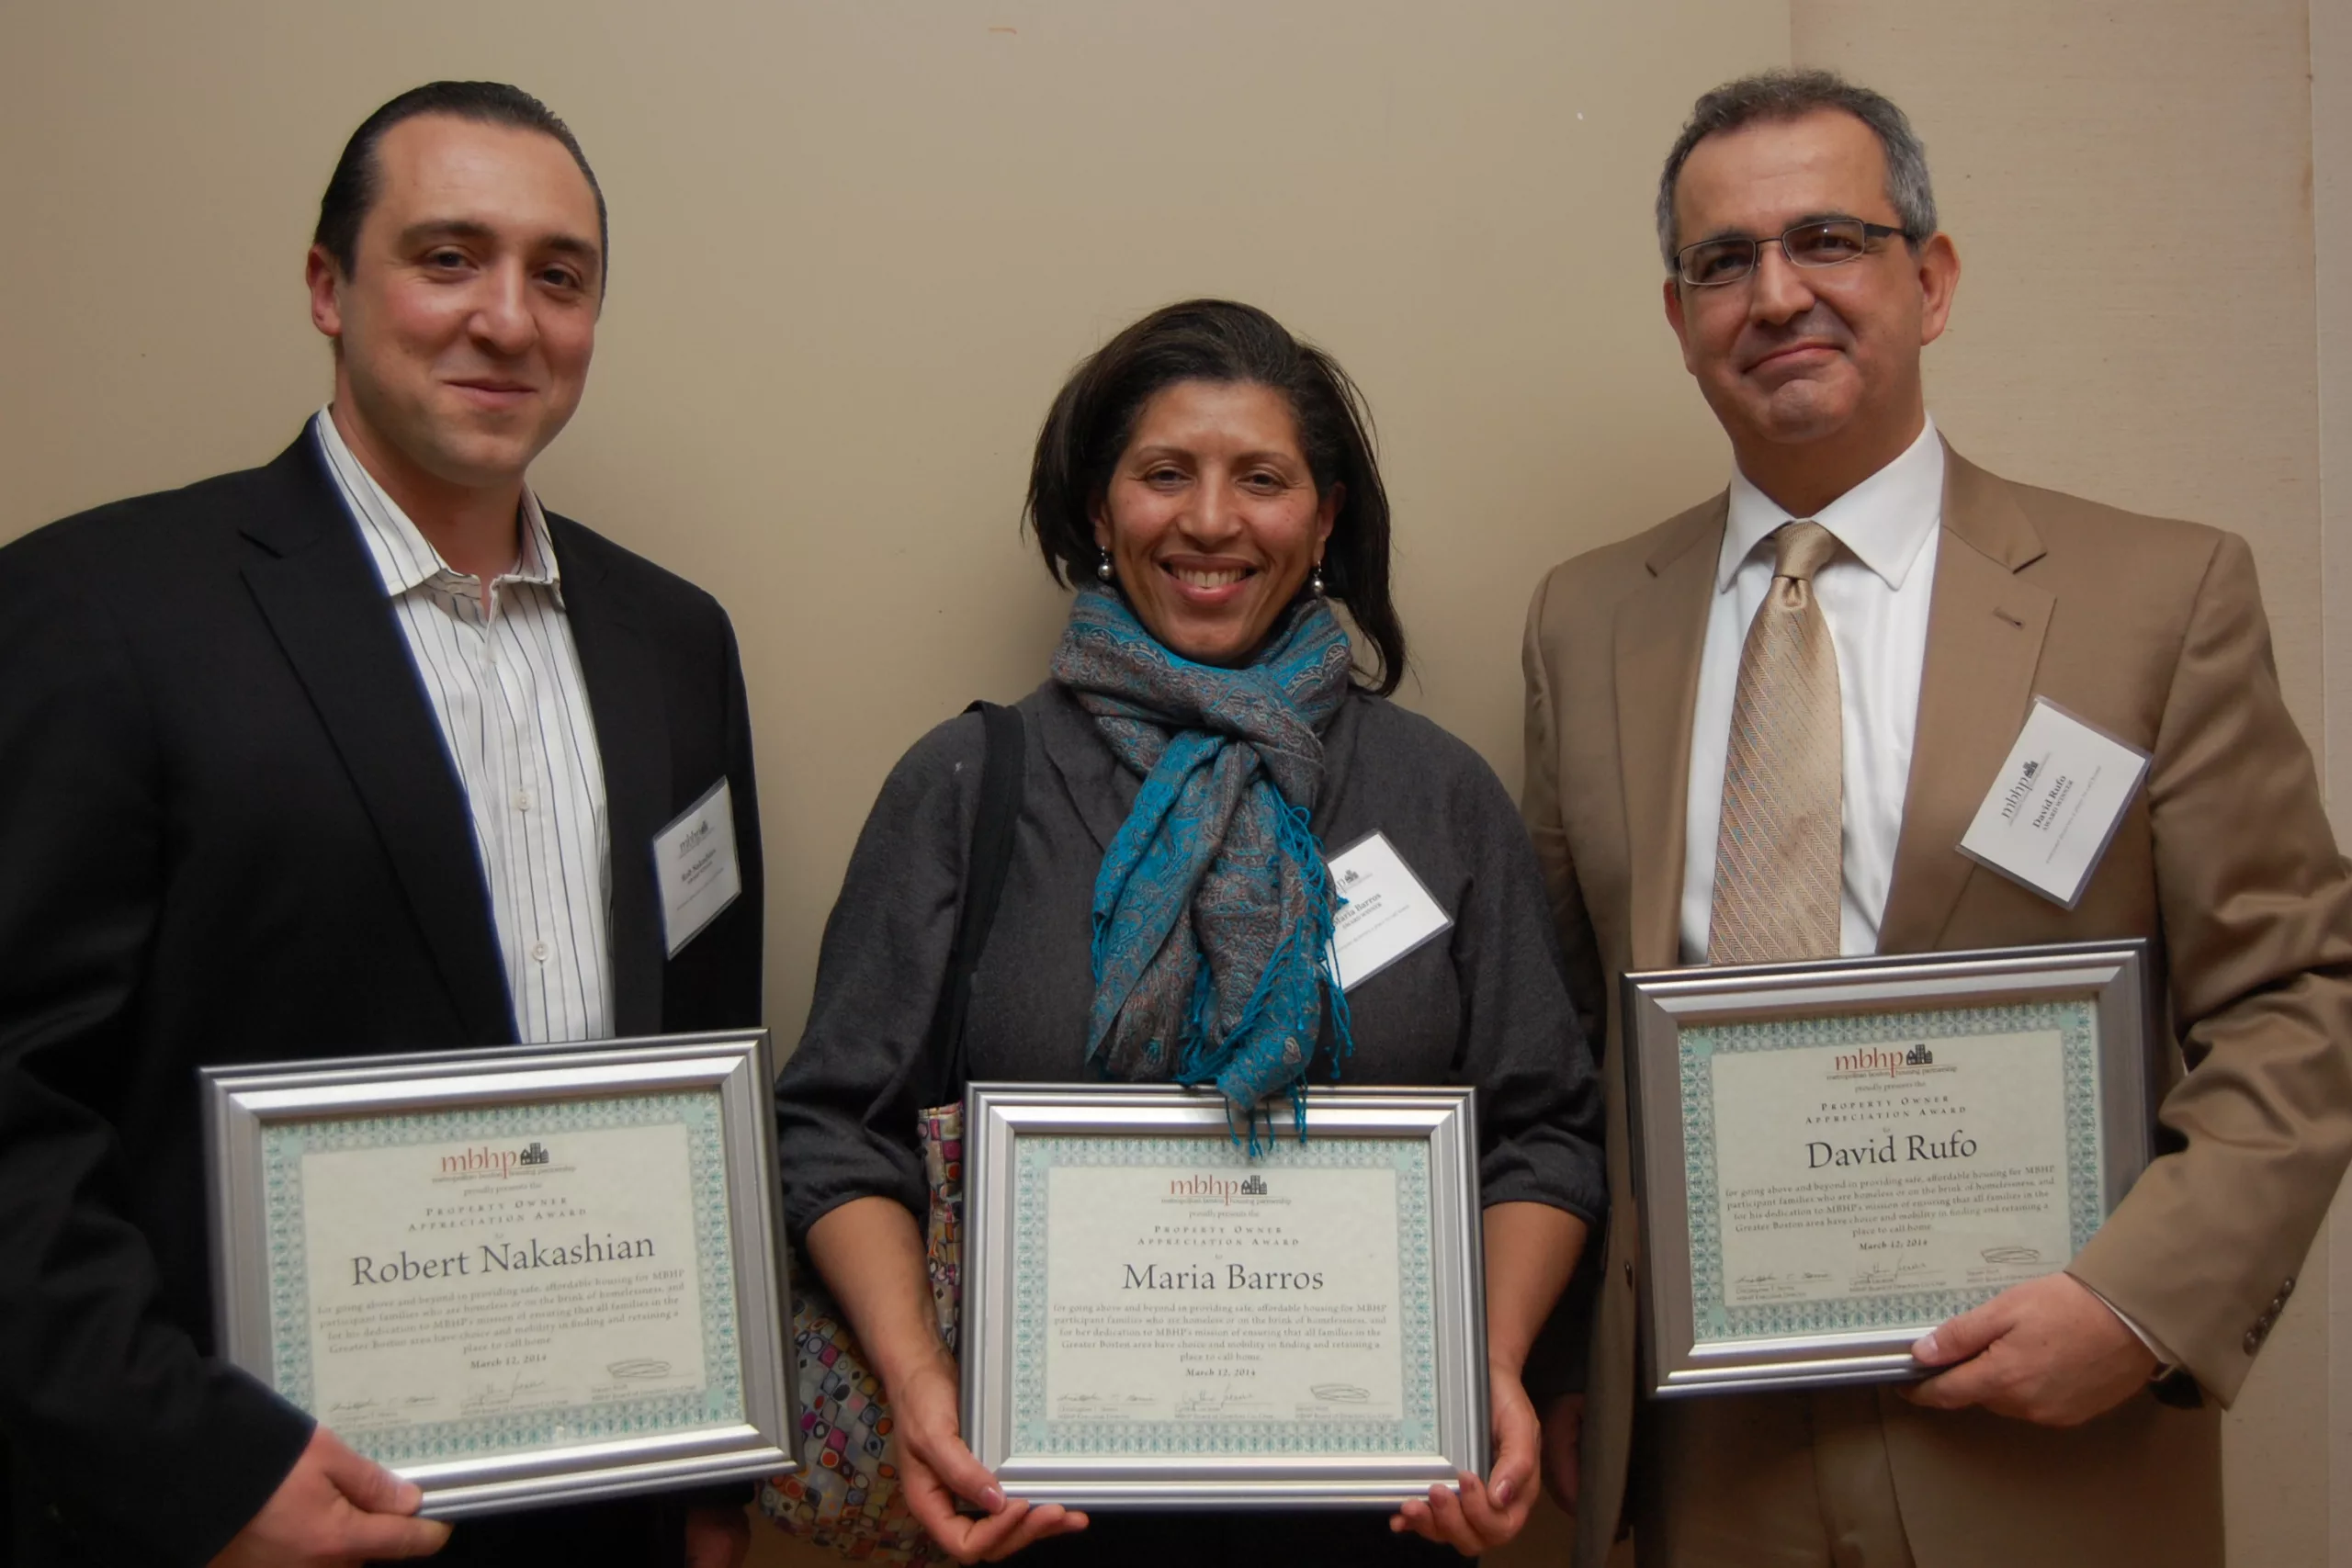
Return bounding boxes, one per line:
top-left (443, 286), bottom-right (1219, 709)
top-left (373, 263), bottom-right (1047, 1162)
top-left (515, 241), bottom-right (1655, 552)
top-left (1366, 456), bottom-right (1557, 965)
top-left (314, 82), bottom-right (607, 288)
top-left (1025, 299), bottom-right (1408, 695)
top-left (1657, 68), bottom-right (1936, 269)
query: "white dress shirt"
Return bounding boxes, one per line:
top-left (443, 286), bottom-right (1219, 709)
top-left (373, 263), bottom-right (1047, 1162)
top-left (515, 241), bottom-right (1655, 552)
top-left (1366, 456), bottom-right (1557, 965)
top-left (1679, 417), bottom-right (1944, 964)
top-left (313, 409), bottom-right (615, 1044)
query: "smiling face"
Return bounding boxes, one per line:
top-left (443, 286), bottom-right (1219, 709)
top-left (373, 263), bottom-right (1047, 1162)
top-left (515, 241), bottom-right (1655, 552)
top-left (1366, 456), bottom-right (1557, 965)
top-left (1091, 379), bottom-right (1339, 667)
top-left (1663, 107), bottom-right (1957, 504)
top-left (307, 113), bottom-right (603, 505)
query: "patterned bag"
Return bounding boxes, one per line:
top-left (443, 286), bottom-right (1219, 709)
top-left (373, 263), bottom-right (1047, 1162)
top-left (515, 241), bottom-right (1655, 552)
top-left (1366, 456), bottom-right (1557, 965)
top-left (759, 703), bottom-right (1022, 1562)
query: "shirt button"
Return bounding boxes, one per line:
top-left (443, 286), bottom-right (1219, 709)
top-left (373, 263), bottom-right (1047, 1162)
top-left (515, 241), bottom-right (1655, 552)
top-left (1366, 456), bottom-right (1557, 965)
top-left (512, 789), bottom-right (533, 811)
top-left (530, 942), bottom-right (550, 964)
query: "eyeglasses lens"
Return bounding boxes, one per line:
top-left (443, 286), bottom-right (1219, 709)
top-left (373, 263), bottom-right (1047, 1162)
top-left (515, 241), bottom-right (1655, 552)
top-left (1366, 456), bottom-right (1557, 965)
top-left (1681, 240), bottom-right (1756, 287)
top-left (1679, 219), bottom-right (1877, 286)
top-left (1784, 220), bottom-right (1870, 266)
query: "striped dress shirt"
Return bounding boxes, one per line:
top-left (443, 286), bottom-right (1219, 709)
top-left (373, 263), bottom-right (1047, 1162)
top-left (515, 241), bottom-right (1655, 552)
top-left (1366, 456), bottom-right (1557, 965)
top-left (313, 408), bottom-right (614, 1044)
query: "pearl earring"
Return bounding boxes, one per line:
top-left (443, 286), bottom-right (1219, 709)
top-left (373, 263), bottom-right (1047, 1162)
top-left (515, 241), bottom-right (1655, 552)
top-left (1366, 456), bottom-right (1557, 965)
top-left (1096, 548), bottom-right (1114, 583)
top-left (1309, 562), bottom-right (1327, 596)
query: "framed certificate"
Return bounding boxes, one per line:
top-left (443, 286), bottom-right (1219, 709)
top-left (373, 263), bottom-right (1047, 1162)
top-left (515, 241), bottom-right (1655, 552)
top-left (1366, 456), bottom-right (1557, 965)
top-left (201, 1032), bottom-right (797, 1517)
top-left (960, 1085), bottom-right (1487, 1508)
top-left (1623, 942), bottom-right (2155, 1397)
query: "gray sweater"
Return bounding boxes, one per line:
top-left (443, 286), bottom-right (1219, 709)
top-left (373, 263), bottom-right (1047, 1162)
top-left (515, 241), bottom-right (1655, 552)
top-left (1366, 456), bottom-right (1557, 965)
top-left (775, 679), bottom-right (1605, 1239)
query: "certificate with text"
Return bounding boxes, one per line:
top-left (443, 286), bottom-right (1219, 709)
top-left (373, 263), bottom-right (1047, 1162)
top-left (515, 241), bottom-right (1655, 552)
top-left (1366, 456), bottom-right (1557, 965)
top-left (270, 1096), bottom-right (737, 1461)
top-left (205, 1034), bottom-right (796, 1516)
top-left (1623, 944), bottom-right (2154, 1397)
top-left (961, 1087), bottom-right (1488, 1508)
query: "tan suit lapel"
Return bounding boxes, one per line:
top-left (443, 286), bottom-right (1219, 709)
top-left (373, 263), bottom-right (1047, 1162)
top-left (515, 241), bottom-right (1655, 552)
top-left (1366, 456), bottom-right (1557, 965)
top-left (1616, 498), bottom-right (1724, 971)
top-left (1877, 446), bottom-right (2054, 953)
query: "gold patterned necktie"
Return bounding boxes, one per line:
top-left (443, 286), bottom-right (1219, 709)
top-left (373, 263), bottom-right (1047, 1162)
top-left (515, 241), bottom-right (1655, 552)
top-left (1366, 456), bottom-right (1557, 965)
top-left (1707, 520), bottom-right (1844, 964)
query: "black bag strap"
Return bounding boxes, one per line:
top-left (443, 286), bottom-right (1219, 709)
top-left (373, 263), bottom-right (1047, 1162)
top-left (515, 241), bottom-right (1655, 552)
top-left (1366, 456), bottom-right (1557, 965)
top-left (925, 700), bottom-right (1025, 1103)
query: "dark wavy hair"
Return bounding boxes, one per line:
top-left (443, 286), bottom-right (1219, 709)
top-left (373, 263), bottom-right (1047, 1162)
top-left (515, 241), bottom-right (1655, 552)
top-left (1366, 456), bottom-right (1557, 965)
top-left (1024, 299), bottom-right (1408, 694)
top-left (314, 81), bottom-right (607, 290)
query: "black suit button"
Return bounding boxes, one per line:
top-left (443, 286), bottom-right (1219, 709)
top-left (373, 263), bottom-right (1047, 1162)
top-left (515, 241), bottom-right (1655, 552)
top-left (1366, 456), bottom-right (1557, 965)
top-left (2281, 1276), bottom-right (2297, 1298)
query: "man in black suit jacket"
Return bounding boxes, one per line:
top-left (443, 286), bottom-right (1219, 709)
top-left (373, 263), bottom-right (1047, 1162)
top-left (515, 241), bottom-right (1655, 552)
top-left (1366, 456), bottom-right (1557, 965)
top-left (0, 84), bottom-right (763, 1567)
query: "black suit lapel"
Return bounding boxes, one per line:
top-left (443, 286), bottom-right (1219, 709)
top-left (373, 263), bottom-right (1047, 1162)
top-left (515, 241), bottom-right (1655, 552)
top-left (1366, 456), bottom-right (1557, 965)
top-left (237, 434), bottom-right (516, 1044)
top-left (551, 518), bottom-right (669, 1037)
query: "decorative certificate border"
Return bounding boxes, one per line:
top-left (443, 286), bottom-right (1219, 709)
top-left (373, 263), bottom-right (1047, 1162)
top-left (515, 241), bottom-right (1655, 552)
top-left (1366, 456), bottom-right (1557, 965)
top-left (262, 1090), bottom-right (745, 1466)
top-left (1679, 1000), bottom-right (2104, 1342)
top-left (1005, 1134), bottom-right (1438, 1457)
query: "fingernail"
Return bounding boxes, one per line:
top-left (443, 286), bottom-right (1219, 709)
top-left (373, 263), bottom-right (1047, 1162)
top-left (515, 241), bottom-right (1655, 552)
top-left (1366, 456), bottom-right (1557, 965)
top-left (1912, 1331), bottom-right (1939, 1361)
top-left (394, 1481), bottom-right (424, 1510)
top-left (982, 1485), bottom-right (1004, 1512)
top-left (1494, 1477), bottom-right (1513, 1507)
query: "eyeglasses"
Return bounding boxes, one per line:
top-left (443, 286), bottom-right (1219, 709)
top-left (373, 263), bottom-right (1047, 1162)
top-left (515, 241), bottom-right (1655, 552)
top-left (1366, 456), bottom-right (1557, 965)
top-left (1675, 218), bottom-right (1909, 288)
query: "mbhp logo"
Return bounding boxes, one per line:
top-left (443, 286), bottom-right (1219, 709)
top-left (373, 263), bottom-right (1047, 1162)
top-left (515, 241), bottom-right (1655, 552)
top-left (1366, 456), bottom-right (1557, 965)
top-left (1998, 757), bottom-right (2044, 823)
top-left (1168, 1173), bottom-right (1272, 1204)
top-left (1831, 1043), bottom-right (1935, 1077)
top-left (440, 1142), bottom-right (554, 1179)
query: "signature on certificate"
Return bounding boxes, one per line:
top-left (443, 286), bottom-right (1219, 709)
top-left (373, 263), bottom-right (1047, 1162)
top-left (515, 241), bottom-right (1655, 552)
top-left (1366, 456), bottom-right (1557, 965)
top-left (1309, 1383), bottom-right (1371, 1404)
top-left (1056, 1391), bottom-right (1156, 1417)
top-left (461, 1370), bottom-right (556, 1413)
top-left (1175, 1382), bottom-right (1267, 1416)
top-left (605, 1359), bottom-right (673, 1381)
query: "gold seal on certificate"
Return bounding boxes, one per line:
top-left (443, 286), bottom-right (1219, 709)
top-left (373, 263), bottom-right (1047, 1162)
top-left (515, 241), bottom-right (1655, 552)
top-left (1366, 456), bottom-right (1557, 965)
top-left (959, 1086), bottom-right (1489, 1507)
top-left (1622, 942), bottom-right (2155, 1395)
top-left (202, 1032), bottom-right (797, 1516)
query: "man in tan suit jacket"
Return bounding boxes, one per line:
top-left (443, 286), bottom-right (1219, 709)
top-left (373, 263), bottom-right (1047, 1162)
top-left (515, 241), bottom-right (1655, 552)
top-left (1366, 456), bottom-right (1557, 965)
top-left (1522, 70), bottom-right (2352, 1567)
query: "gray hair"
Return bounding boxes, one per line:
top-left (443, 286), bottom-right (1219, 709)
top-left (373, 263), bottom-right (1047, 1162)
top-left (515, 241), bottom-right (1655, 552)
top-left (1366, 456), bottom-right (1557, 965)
top-left (1656, 69), bottom-right (1937, 271)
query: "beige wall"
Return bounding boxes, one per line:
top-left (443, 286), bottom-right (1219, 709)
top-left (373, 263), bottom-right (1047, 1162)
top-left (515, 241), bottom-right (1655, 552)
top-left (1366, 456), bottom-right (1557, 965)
top-left (5, 2), bottom-right (2347, 1562)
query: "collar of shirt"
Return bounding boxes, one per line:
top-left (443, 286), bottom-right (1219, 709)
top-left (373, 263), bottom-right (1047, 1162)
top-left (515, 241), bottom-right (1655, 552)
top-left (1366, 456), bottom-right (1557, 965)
top-left (311, 406), bottom-right (563, 607)
top-left (1718, 416), bottom-right (1946, 593)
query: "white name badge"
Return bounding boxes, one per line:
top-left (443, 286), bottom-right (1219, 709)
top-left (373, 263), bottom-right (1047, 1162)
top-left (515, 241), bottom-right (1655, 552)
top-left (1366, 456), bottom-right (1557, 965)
top-left (653, 778), bottom-right (742, 957)
top-left (1958, 698), bottom-right (2151, 909)
top-left (1326, 830), bottom-right (1453, 992)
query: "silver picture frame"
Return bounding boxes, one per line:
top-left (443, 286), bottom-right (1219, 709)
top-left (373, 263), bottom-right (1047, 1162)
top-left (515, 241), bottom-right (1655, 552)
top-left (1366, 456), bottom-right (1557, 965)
top-left (960, 1084), bottom-right (1489, 1508)
top-left (1622, 941), bottom-right (2155, 1399)
top-left (202, 1031), bottom-right (797, 1517)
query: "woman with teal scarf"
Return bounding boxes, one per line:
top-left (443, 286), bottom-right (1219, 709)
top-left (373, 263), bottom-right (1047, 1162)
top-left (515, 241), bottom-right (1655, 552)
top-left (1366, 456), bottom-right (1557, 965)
top-left (777, 300), bottom-right (1604, 1563)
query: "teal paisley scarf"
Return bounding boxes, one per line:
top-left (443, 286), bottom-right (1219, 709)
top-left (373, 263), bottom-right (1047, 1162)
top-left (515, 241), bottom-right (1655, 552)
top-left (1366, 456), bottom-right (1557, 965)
top-left (1049, 585), bottom-right (1356, 1139)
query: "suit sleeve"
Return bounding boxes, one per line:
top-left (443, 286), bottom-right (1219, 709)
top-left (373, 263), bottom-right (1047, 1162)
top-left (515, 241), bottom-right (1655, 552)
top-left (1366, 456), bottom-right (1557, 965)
top-left (1520, 568), bottom-right (1609, 1049)
top-left (0, 541), bottom-right (311, 1565)
top-left (1515, 569), bottom-right (1609, 1400)
top-left (2069, 532), bottom-right (2352, 1403)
